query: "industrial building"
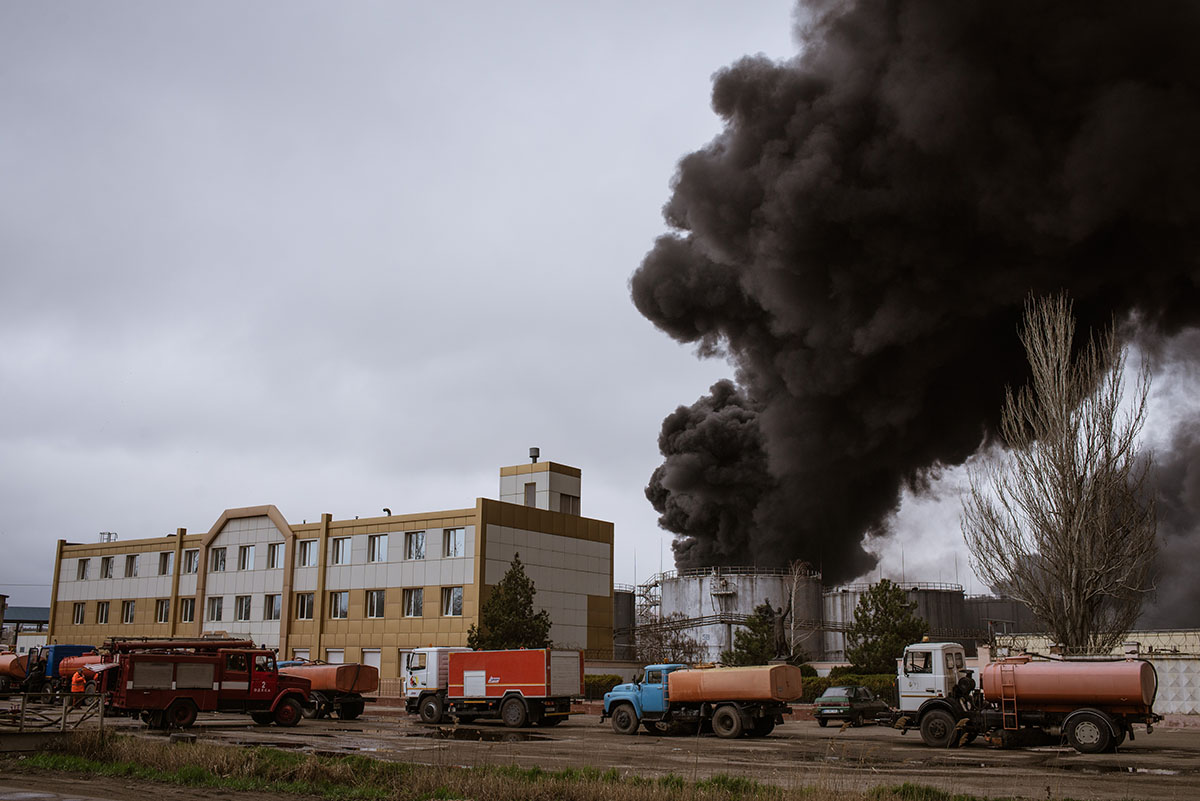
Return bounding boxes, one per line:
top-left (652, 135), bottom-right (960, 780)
top-left (47, 458), bottom-right (614, 679)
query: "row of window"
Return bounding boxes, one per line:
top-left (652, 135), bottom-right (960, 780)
top-left (73, 529), bottom-right (468, 581)
top-left (69, 586), bottom-right (465, 626)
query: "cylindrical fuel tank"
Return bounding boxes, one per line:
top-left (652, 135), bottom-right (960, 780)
top-left (57, 654), bottom-right (101, 680)
top-left (278, 663), bottom-right (379, 694)
top-left (0, 653), bottom-right (32, 681)
top-left (981, 657), bottom-right (1155, 710)
top-left (667, 664), bottom-right (803, 703)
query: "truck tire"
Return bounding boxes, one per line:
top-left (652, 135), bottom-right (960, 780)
top-left (748, 718), bottom-right (776, 737)
top-left (711, 706), bottom-right (744, 739)
top-left (610, 703), bottom-right (639, 735)
top-left (338, 700), bottom-right (365, 721)
top-left (1065, 712), bottom-right (1113, 754)
top-left (274, 697), bottom-right (303, 728)
top-left (166, 699), bottom-right (198, 729)
top-left (919, 709), bottom-right (957, 748)
top-left (250, 711), bottom-right (275, 725)
top-left (419, 695), bottom-right (444, 724)
top-left (500, 697), bottom-right (528, 728)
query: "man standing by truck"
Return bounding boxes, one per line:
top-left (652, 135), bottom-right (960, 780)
top-left (71, 668), bottom-right (86, 707)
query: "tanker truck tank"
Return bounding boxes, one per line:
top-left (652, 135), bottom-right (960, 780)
top-left (980, 656), bottom-right (1156, 713)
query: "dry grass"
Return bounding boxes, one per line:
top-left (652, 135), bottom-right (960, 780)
top-left (1, 731), bottom-right (1075, 801)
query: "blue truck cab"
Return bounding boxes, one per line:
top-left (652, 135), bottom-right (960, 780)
top-left (602, 663), bottom-right (686, 731)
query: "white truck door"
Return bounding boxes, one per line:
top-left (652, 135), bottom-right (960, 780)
top-left (899, 647), bottom-right (938, 713)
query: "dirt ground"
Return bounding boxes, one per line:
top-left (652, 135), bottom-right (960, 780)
top-left (6, 708), bottom-right (1200, 801)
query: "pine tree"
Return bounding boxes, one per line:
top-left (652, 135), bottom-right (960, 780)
top-left (844, 579), bottom-right (928, 674)
top-left (719, 603), bottom-right (776, 665)
top-left (467, 553), bottom-right (553, 650)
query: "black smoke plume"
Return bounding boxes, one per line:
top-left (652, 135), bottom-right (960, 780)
top-left (633, 1), bottom-right (1200, 584)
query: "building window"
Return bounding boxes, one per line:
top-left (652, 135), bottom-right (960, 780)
top-left (155, 599), bottom-right (170, 624)
top-left (267, 542), bottom-right (282, 569)
top-left (443, 528), bottom-right (465, 558)
top-left (207, 596), bottom-right (223, 622)
top-left (559, 494), bottom-right (580, 515)
top-left (183, 549), bottom-right (199, 574)
top-left (210, 548), bottom-right (226, 572)
top-left (404, 531), bottom-right (425, 560)
top-left (524, 482), bottom-right (536, 506)
top-left (329, 591), bottom-right (349, 619)
top-left (125, 554), bottom-right (139, 577)
top-left (76, 559), bottom-right (89, 581)
top-left (441, 586), bottom-right (463, 617)
top-left (179, 598), bottom-right (195, 624)
top-left (121, 600), bottom-right (136, 624)
top-left (72, 603), bottom-right (85, 625)
top-left (403, 588), bottom-right (423, 617)
top-left (96, 601), bottom-right (109, 624)
top-left (298, 540), bottom-right (316, 567)
top-left (235, 595), bottom-right (252, 621)
top-left (331, 537), bottom-right (350, 565)
top-left (158, 551), bottom-right (173, 576)
top-left (100, 556), bottom-right (113, 579)
top-left (367, 534), bottom-right (387, 563)
top-left (366, 589), bottom-right (385, 618)
top-left (296, 592), bottom-right (314, 620)
top-left (264, 594), bottom-right (281, 621)
top-left (238, 545), bottom-right (255, 571)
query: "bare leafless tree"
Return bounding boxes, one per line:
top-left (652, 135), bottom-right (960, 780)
top-left (962, 295), bottom-right (1156, 654)
top-left (634, 614), bottom-right (710, 665)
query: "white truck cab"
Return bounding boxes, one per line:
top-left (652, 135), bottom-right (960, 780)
top-left (897, 641), bottom-right (970, 714)
top-left (403, 647), bottom-right (470, 704)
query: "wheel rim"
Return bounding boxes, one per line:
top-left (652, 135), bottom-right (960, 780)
top-left (927, 718), bottom-right (949, 740)
top-left (614, 708), bottom-right (632, 730)
top-left (714, 712), bottom-right (733, 736)
top-left (278, 703), bottom-right (297, 725)
top-left (1074, 720), bottom-right (1102, 746)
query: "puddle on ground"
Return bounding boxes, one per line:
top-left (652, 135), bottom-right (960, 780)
top-left (1055, 763), bottom-right (1182, 776)
top-left (406, 728), bottom-right (549, 743)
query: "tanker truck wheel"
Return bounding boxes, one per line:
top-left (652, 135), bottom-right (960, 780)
top-left (711, 706), bottom-right (744, 739)
top-left (610, 703), bottom-right (639, 735)
top-left (918, 709), bottom-right (957, 748)
top-left (338, 700), bottom-right (365, 720)
top-left (747, 718), bottom-right (776, 737)
top-left (1065, 712), bottom-right (1113, 754)
top-left (419, 695), bottom-right (443, 724)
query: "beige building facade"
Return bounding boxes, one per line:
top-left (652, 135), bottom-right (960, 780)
top-left (48, 461), bottom-right (613, 679)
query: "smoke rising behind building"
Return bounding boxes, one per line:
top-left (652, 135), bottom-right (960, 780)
top-left (632, 1), bottom-right (1200, 584)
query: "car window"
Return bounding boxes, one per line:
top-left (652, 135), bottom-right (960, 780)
top-left (906, 651), bottom-right (933, 674)
top-left (825, 687), bottom-right (851, 697)
top-left (645, 669), bottom-right (663, 684)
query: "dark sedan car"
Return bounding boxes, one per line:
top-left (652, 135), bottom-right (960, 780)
top-left (813, 685), bottom-right (891, 726)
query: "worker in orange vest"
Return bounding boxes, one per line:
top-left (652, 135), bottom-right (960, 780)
top-left (71, 669), bottom-right (87, 706)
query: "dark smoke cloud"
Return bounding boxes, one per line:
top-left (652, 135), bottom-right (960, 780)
top-left (633, 1), bottom-right (1200, 583)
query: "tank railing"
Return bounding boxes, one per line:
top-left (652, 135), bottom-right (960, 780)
top-left (659, 566), bottom-right (823, 581)
top-left (827, 581), bottom-right (964, 593)
top-left (612, 583), bottom-right (635, 593)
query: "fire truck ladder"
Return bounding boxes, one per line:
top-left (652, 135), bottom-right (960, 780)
top-left (999, 663), bottom-right (1018, 730)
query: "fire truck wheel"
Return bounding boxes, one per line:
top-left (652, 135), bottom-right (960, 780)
top-left (711, 706), bottom-right (744, 739)
top-left (166, 699), bottom-right (198, 729)
top-left (1065, 712), bottom-right (1113, 754)
top-left (274, 698), bottom-right (303, 728)
top-left (609, 703), bottom-right (639, 735)
top-left (419, 695), bottom-right (443, 724)
top-left (919, 709), bottom-right (956, 748)
top-left (250, 711), bottom-right (275, 725)
top-left (500, 697), bottom-right (528, 728)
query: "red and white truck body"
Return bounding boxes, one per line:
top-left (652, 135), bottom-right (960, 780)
top-left (404, 647), bottom-right (582, 728)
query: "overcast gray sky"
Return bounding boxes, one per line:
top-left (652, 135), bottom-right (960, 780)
top-left (0, 1), bottom-right (807, 605)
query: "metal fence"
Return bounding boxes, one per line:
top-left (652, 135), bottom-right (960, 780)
top-left (0, 692), bottom-right (106, 733)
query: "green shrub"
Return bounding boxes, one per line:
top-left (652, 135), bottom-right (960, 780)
top-left (799, 663), bottom-right (818, 677)
top-left (583, 673), bottom-right (624, 700)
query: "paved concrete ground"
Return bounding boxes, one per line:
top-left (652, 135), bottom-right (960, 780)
top-left (54, 707), bottom-right (1191, 800)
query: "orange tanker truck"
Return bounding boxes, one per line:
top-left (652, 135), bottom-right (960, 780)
top-left (891, 641), bottom-right (1161, 753)
top-left (603, 662), bottom-right (804, 738)
top-left (278, 660), bottom-right (378, 720)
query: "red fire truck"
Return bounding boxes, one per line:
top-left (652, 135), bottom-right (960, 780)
top-left (94, 638), bottom-right (311, 729)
